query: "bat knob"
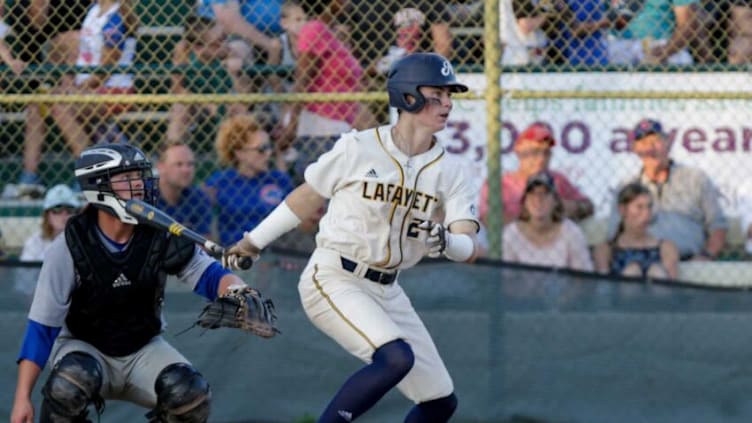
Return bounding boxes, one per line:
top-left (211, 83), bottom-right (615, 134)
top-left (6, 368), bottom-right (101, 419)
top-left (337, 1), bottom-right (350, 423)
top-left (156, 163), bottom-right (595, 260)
top-left (238, 256), bottom-right (254, 270)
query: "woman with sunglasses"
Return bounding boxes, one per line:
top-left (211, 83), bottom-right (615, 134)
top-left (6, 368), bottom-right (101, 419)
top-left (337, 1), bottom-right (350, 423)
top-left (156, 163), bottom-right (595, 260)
top-left (19, 184), bottom-right (82, 262)
top-left (202, 114), bottom-right (294, 246)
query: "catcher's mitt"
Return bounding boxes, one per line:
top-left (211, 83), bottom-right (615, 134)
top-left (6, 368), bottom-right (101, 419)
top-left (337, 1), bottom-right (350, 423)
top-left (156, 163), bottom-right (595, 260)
top-left (196, 286), bottom-right (279, 338)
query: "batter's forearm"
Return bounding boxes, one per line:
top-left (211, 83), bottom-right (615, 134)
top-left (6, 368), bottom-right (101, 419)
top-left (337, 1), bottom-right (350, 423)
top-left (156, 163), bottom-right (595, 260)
top-left (286, 183), bottom-right (326, 222)
top-left (245, 185), bottom-right (323, 249)
top-left (447, 220), bottom-right (480, 263)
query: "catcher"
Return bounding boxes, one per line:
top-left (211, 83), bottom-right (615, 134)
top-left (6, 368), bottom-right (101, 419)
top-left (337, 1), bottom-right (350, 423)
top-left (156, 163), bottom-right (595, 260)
top-left (10, 143), bottom-right (275, 423)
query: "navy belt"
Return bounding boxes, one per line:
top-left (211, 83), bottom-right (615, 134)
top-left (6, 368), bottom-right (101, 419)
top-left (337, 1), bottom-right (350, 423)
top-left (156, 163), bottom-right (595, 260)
top-left (340, 257), bottom-right (397, 285)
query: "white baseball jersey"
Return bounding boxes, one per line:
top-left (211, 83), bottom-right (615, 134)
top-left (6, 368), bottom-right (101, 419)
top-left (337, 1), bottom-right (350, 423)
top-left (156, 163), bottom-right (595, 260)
top-left (304, 125), bottom-right (479, 270)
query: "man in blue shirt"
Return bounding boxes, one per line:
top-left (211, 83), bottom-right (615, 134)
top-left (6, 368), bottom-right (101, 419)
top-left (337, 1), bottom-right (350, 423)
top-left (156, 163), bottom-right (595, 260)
top-left (155, 141), bottom-right (213, 239)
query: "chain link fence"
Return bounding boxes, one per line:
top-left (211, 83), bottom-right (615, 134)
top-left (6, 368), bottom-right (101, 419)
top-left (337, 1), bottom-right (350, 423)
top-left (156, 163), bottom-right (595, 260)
top-left (0, 0), bottom-right (749, 285)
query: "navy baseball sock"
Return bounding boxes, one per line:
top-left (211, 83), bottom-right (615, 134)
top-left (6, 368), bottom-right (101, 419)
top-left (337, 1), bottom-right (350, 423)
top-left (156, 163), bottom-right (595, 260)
top-left (318, 339), bottom-right (414, 423)
top-left (404, 393), bottom-right (458, 423)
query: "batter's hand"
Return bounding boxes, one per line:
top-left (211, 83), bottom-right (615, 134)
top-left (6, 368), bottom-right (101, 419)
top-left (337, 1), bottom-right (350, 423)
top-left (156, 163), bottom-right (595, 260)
top-left (418, 220), bottom-right (446, 258)
top-left (10, 397), bottom-right (34, 423)
top-left (222, 235), bottom-right (261, 270)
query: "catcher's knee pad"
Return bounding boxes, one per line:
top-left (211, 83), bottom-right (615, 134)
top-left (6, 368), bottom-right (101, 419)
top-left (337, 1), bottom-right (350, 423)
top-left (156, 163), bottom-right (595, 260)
top-left (151, 363), bottom-right (211, 423)
top-left (405, 393), bottom-right (458, 423)
top-left (40, 352), bottom-right (104, 423)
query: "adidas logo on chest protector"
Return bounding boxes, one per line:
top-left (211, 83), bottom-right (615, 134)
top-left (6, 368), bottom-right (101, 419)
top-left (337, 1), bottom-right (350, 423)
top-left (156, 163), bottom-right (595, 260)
top-left (112, 273), bottom-right (132, 288)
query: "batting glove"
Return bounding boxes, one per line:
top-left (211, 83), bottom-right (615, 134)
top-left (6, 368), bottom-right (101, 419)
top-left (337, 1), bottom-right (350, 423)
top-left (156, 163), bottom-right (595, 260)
top-left (418, 220), bottom-right (476, 262)
top-left (418, 220), bottom-right (446, 258)
top-left (222, 235), bottom-right (261, 270)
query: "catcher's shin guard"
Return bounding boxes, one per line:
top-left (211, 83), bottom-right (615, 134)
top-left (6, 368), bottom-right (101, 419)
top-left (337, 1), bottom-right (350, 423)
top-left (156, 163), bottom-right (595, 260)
top-left (148, 363), bottom-right (211, 423)
top-left (40, 352), bottom-right (104, 423)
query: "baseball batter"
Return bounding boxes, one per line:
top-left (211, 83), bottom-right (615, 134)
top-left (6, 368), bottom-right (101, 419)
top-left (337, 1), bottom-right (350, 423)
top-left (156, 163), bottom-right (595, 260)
top-left (11, 144), bottom-right (250, 423)
top-left (225, 53), bottom-right (479, 422)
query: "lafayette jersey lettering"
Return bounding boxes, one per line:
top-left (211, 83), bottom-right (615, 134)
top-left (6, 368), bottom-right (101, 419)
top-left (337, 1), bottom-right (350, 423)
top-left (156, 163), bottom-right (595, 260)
top-left (305, 125), bottom-right (478, 270)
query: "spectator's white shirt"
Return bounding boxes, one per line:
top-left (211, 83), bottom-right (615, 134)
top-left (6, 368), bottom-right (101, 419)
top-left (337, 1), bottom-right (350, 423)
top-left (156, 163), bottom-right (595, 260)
top-left (499, 0), bottom-right (546, 65)
top-left (502, 219), bottom-right (594, 272)
top-left (75, 2), bottom-right (136, 88)
top-left (20, 232), bottom-right (53, 262)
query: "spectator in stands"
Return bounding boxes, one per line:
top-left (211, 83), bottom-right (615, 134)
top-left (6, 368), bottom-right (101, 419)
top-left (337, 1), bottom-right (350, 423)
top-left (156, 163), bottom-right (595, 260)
top-left (728, 0), bottom-right (752, 63)
top-left (275, 0), bottom-right (364, 174)
top-left (479, 122), bottom-right (594, 225)
top-left (594, 182), bottom-right (679, 279)
top-left (347, 0), bottom-right (453, 72)
top-left (608, 118), bottom-right (727, 260)
top-left (499, 0), bottom-right (548, 65)
top-left (266, 2), bottom-right (297, 102)
top-left (608, 0), bottom-right (699, 65)
top-left (502, 172), bottom-right (594, 271)
top-left (546, 0), bottom-right (615, 66)
top-left (167, 14), bottom-right (233, 144)
top-left (501, 0), bottom-right (614, 66)
top-left (20, 184), bottom-right (82, 262)
top-left (203, 114), bottom-right (293, 246)
top-left (0, 0), bottom-right (92, 199)
top-left (0, 0), bottom-right (91, 71)
top-left (197, 0), bottom-right (283, 95)
top-left (373, 2), bottom-right (454, 74)
top-left (17, 0), bottom-right (138, 196)
top-left (155, 141), bottom-right (213, 239)
top-left (736, 180), bottom-right (752, 255)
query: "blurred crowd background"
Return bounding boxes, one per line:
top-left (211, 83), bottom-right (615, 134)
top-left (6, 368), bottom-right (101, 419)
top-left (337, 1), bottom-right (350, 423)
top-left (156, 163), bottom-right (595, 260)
top-left (0, 0), bottom-right (751, 286)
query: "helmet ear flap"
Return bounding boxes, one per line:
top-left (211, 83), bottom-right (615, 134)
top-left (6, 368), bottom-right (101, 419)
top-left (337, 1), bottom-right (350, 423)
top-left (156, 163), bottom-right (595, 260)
top-left (388, 84), bottom-right (426, 113)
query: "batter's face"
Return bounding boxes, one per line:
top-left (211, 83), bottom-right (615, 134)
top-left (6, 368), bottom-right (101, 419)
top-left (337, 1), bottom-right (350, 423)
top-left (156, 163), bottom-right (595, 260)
top-left (619, 193), bottom-right (653, 232)
top-left (158, 144), bottom-right (196, 191)
top-left (235, 130), bottom-right (272, 174)
top-left (110, 170), bottom-right (145, 200)
top-left (413, 86), bottom-right (453, 132)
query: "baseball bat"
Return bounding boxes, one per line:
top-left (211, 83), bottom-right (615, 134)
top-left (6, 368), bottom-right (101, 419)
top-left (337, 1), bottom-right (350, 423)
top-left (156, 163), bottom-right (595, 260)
top-left (124, 199), bottom-right (253, 270)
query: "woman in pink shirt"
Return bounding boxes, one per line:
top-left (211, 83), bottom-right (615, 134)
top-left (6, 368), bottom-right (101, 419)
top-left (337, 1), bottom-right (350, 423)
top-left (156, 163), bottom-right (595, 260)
top-left (480, 122), bottom-right (594, 225)
top-left (277, 0), bottom-right (363, 146)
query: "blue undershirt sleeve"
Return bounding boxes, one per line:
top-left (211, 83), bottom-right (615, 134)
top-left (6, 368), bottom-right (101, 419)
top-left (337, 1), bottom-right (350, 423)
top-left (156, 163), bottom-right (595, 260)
top-left (193, 262), bottom-right (232, 301)
top-left (18, 320), bottom-right (62, 368)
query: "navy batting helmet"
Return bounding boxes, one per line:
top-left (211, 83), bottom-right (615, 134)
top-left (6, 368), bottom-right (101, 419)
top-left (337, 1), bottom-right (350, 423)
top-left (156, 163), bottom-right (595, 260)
top-left (387, 53), bottom-right (468, 113)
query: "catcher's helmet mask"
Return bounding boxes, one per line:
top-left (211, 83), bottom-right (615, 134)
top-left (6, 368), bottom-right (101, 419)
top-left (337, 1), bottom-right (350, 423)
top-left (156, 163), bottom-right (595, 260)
top-left (387, 52), bottom-right (468, 113)
top-left (75, 143), bottom-right (159, 225)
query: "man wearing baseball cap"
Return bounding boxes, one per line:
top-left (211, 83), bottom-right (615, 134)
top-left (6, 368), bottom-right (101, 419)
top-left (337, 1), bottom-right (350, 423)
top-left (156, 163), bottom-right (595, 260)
top-left (608, 118), bottom-right (727, 261)
top-left (479, 122), bottom-right (594, 225)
